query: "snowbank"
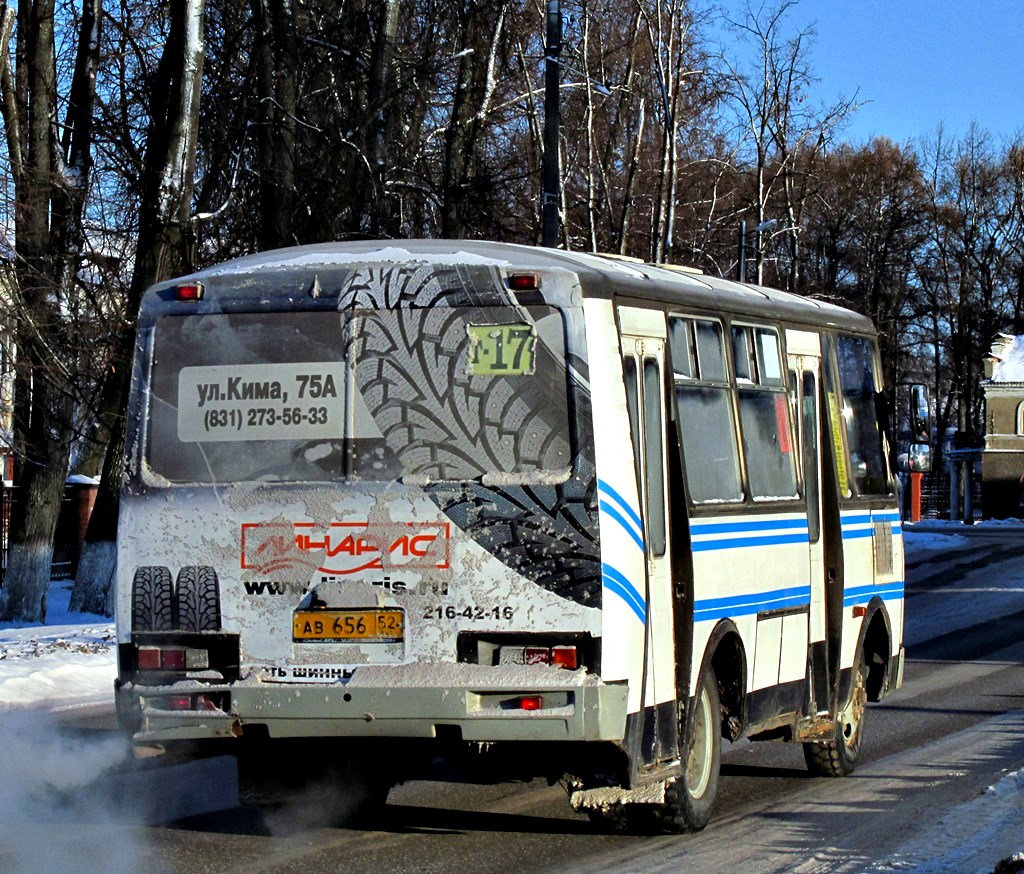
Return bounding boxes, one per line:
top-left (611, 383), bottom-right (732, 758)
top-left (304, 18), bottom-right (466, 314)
top-left (0, 580), bottom-right (115, 711)
top-left (873, 769), bottom-right (1024, 873)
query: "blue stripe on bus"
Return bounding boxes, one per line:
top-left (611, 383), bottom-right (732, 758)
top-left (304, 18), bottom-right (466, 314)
top-left (598, 500), bottom-right (645, 552)
top-left (694, 584), bottom-right (811, 622)
top-left (689, 517), bottom-right (809, 552)
top-left (872, 511), bottom-right (904, 536)
top-left (602, 564), bottom-right (646, 623)
top-left (872, 511), bottom-right (901, 524)
top-left (691, 531), bottom-right (810, 552)
top-left (841, 513), bottom-right (873, 526)
top-left (841, 511), bottom-right (904, 539)
top-left (690, 517), bottom-right (809, 536)
top-left (597, 480), bottom-right (644, 532)
top-left (843, 581), bottom-right (905, 606)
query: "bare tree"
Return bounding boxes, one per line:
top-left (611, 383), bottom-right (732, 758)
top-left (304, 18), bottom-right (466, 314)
top-left (72, 0), bottom-right (205, 614)
top-left (721, 0), bottom-right (856, 286)
top-left (253, 0), bottom-right (298, 248)
top-left (0, 0), bottom-right (101, 621)
top-left (441, 0), bottom-right (511, 239)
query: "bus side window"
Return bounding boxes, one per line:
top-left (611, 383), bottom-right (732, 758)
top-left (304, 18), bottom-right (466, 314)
top-left (670, 316), bottom-right (743, 504)
top-left (734, 326), bottom-right (798, 501)
top-left (802, 371), bottom-right (821, 543)
top-left (623, 355), bottom-right (643, 496)
top-left (643, 357), bottom-right (666, 557)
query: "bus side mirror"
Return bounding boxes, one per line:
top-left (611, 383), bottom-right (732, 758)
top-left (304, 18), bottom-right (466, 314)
top-left (909, 443), bottom-right (932, 473)
top-left (911, 384), bottom-right (931, 442)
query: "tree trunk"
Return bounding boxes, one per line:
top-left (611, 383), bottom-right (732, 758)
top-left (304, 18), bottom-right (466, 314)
top-left (254, 0), bottom-right (297, 249)
top-left (442, 0), bottom-right (507, 238)
top-left (0, 0), bottom-right (100, 622)
top-left (365, 0), bottom-right (398, 235)
top-left (72, 0), bottom-right (205, 615)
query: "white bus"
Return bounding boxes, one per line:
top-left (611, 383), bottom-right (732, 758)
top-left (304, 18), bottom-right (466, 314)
top-left (114, 240), bottom-right (904, 831)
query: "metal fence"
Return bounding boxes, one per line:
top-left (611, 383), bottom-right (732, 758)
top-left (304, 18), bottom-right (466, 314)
top-left (916, 452), bottom-right (983, 521)
top-left (0, 483), bottom-right (12, 587)
top-left (0, 484), bottom-right (85, 588)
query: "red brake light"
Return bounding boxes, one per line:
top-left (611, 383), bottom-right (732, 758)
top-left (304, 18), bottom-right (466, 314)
top-left (175, 282), bottom-right (204, 301)
top-left (551, 646), bottom-right (578, 670)
top-left (161, 648), bottom-right (186, 670)
top-left (518, 696), bottom-right (544, 711)
top-left (166, 695), bottom-right (193, 711)
top-left (507, 272), bottom-right (540, 291)
top-left (524, 646), bottom-right (550, 666)
top-left (137, 646), bottom-right (161, 670)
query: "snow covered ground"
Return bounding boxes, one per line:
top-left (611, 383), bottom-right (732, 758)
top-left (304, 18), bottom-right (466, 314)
top-left (0, 524), bottom-right (1022, 872)
top-left (0, 579), bottom-right (115, 712)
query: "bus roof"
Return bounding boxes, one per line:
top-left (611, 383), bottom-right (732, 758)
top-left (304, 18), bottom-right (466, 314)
top-left (159, 239), bottom-right (875, 334)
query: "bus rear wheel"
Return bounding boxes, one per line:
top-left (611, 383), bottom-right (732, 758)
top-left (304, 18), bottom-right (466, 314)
top-left (664, 664), bottom-right (721, 832)
top-left (804, 657), bottom-right (868, 777)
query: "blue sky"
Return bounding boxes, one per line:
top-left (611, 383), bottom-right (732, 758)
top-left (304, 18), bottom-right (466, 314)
top-left (716, 0), bottom-right (1024, 145)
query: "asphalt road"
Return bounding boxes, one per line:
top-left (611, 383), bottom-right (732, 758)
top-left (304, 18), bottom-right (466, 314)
top-left (16, 528), bottom-right (1024, 873)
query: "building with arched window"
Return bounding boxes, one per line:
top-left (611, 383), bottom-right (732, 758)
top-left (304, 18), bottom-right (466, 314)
top-left (982, 334), bottom-right (1024, 518)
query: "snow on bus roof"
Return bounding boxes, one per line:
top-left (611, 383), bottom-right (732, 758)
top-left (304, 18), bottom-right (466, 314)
top-left (200, 245), bottom-right (511, 274)
top-left (177, 240), bottom-right (871, 328)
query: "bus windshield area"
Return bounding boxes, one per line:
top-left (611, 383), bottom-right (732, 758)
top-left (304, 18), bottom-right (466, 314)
top-left (145, 305), bottom-right (573, 485)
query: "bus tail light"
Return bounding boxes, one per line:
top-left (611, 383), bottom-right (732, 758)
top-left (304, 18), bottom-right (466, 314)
top-left (551, 646), bottom-right (579, 669)
top-left (161, 648), bottom-right (186, 670)
top-left (137, 646), bottom-right (162, 670)
top-left (507, 272), bottom-right (540, 291)
top-left (524, 646), bottom-right (549, 665)
top-left (137, 645), bottom-right (210, 671)
top-left (150, 692), bottom-right (228, 712)
top-left (174, 282), bottom-right (204, 301)
top-left (517, 696), bottom-right (544, 711)
top-left (512, 645), bottom-right (579, 670)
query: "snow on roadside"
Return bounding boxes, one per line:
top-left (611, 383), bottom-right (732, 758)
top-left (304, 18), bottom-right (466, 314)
top-left (0, 579), bottom-right (115, 711)
top-left (903, 517), bottom-right (1024, 559)
top-left (871, 769), bottom-right (1024, 873)
top-left (903, 528), bottom-right (970, 554)
top-left (883, 520), bottom-right (1024, 873)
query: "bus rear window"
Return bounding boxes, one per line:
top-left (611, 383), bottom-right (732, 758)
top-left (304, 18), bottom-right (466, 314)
top-left (146, 306), bottom-right (573, 484)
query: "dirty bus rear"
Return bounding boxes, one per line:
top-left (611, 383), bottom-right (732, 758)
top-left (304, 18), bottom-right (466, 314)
top-left (115, 241), bottom-right (905, 831)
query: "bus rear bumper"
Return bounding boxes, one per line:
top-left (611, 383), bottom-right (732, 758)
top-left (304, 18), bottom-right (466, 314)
top-left (119, 681), bottom-right (631, 745)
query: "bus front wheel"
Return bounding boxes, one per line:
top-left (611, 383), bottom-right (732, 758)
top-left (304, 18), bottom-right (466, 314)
top-left (804, 655), bottom-right (868, 777)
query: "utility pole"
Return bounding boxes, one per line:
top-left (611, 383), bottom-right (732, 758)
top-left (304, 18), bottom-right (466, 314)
top-left (541, 0), bottom-right (561, 247)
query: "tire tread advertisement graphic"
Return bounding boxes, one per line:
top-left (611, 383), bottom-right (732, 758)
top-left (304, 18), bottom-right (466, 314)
top-left (340, 264), bottom-right (601, 607)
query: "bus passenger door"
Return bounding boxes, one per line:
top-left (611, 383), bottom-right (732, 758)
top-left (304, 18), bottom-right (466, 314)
top-left (794, 335), bottom-right (847, 727)
top-left (793, 354), bottom-right (831, 720)
top-left (619, 306), bottom-right (678, 767)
